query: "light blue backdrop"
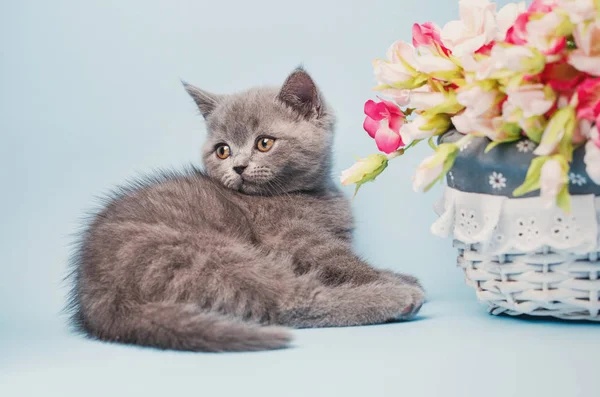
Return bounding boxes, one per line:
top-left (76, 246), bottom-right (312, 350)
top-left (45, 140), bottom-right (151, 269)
top-left (1, 0), bottom-right (486, 326)
top-left (2, 2), bottom-right (597, 397)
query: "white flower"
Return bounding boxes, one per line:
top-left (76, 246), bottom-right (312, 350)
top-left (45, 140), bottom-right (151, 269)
top-left (557, 0), bottom-right (598, 24)
top-left (491, 45), bottom-right (540, 73)
top-left (413, 155), bottom-right (444, 192)
top-left (569, 172), bottom-right (587, 186)
top-left (505, 84), bottom-right (555, 119)
top-left (408, 85), bottom-right (446, 111)
top-left (584, 126), bottom-right (600, 185)
top-left (452, 85), bottom-right (506, 140)
top-left (441, 0), bottom-right (498, 57)
top-left (516, 140), bottom-right (536, 153)
top-left (569, 20), bottom-right (600, 76)
top-left (463, 45), bottom-right (542, 80)
top-left (526, 11), bottom-right (567, 58)
top-left (461, 53), bottom-right (495, 80)
top-left (456, 85), bottom-right (497, 117)
top-left (540, 159), bottom-right (565, 208)
top-left (495, 2), bottom-right (527, 41)
top-left (489, 171), bottom-right (507, 190)
top-left (415, 53), bottom-right (459, 74)
top-left (373, 41), bottom-right (419, 86)
top-left (452, 111), bottom-right (501, 140)
top-left (400, 114), bottom-right (444, 145)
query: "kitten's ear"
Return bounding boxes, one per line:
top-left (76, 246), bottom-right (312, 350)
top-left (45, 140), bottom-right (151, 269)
top-left (278, 68), bottom-right (322, 119)
top-left (182, 81), bottom-right (221, 118)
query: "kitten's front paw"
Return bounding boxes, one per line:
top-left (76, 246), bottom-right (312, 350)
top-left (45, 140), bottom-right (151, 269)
top-left (393, 284), bottom-right (425, 321)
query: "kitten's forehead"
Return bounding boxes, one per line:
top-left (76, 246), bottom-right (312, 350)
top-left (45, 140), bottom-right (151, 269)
top-left (207, 87), bottom-right (295, 145)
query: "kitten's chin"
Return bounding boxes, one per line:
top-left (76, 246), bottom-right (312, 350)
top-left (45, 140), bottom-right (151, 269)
top-left (237, 178), bottom-right (280, 196)
top-left (238, 180), bottom-right (265, 195)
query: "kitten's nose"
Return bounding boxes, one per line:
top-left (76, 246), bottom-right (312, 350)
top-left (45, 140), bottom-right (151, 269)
top-left (233, 166), bottom-right (247, 175)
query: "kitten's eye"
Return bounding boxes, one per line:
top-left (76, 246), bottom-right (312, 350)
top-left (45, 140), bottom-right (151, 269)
top-left (256, 137), bottom-right (275, 152)
top-left (215, 144), bottom-right (231, 159)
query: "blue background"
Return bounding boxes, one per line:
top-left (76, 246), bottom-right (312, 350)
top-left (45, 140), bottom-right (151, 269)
top-left (1, 1), bottom-right (597, 396)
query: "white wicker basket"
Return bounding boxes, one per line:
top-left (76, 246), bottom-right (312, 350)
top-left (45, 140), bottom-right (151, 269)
top-left (433, 187), bottom-right (600, 321)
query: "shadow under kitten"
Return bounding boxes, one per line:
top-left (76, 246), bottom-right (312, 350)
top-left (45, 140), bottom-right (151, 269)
top-left (66, 68), bottom-right (425, 352)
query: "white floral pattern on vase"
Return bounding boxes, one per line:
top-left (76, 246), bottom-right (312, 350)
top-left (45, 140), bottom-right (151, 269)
top-left (489, 172), bottom-right (507, 190)
top-left (516, 139), bottom-right (536, 153)
top-left (569, 172), bottom-right (587, 186)
top-left (459, 139), bottom-right (472, 152)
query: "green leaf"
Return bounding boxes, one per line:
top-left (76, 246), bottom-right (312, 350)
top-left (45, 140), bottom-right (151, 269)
top-left (391, 74), bottom-right (429, 90)
top-left (556, 185), bottom-right (572, 214)
top-left (558, 114), bottom-right (576, 161)
top-left (428, 137), bottom-right (437, 150)
top-left (521, 116), bottom-right (547, 143)
top-left (513, 156), bottom-right (550, 196)
top-left (422, 90), bottom-right (464, 117)
top-left (485, 141), bottom-right (503, 153)
top-left (429, 69), bottom-right (462, 82)
top-left (555, 16), bottom-right (573, 37)
top-left (519, 48), bottom-right (546, 75)
top-left (538, 107), bottom-right (576, 155)
top-left (421, 114), bottom-right (451, 134)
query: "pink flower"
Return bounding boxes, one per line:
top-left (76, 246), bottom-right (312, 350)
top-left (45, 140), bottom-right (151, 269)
top-left (505, 1), bottom-right (566, 57)
top-left (528, 0), bottom-right (557, 13)
top-left (506, 8), bottom-right (567, 57)
top-left (526, 11), bottom-right (568, 57)
top-left (496, 2), bottom-right (527, 41)
top-left (540, 62), bottom-right (586, 94)
top-left (363, 98), bottom-right (405, 154)
top-left (505, 13), bottom-right (531, 45)
top-left (576, 77), bottom-right (600, 121)
top-left (412, 22), bottom-right (452, 57)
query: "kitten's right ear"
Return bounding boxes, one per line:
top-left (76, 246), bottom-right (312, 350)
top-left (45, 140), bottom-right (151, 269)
top-left (182, 81), bottom-right (221, 118)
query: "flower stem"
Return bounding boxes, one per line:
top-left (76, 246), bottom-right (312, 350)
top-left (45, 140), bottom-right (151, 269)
top-left (386, 148), bottom-right (405, 160)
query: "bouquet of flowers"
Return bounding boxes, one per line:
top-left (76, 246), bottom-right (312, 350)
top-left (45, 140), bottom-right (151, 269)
top-left (341, 0), bottom-right (600, 213)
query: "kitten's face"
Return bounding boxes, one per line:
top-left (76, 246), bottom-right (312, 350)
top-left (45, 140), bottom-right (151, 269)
top-left (184, 69), bottom-right (335, 195)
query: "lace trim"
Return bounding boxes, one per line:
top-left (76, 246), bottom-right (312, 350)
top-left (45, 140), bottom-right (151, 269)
top-left (432, 188), bottom-right (600, 254)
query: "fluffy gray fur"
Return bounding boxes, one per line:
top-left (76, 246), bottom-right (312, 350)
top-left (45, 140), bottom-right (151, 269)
top-left (67, 68), bottom-right (425, 352)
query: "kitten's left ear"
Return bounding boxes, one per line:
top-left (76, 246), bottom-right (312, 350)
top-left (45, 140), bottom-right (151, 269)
top-left (182, 81), bottom-right (221, 118)
top-left (278, 68), bottom-right (322, 119)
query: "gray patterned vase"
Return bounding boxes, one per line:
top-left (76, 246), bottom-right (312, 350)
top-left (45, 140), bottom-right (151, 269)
top-left (439, 129), bottom-right (600, 197)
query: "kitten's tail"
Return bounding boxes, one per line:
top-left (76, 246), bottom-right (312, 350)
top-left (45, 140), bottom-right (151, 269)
top-left (81, 302), bottom-right (293, 352)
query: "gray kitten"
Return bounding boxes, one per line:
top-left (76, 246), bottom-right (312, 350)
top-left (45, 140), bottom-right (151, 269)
top-left (68, 68), bottom-right (425, 352)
